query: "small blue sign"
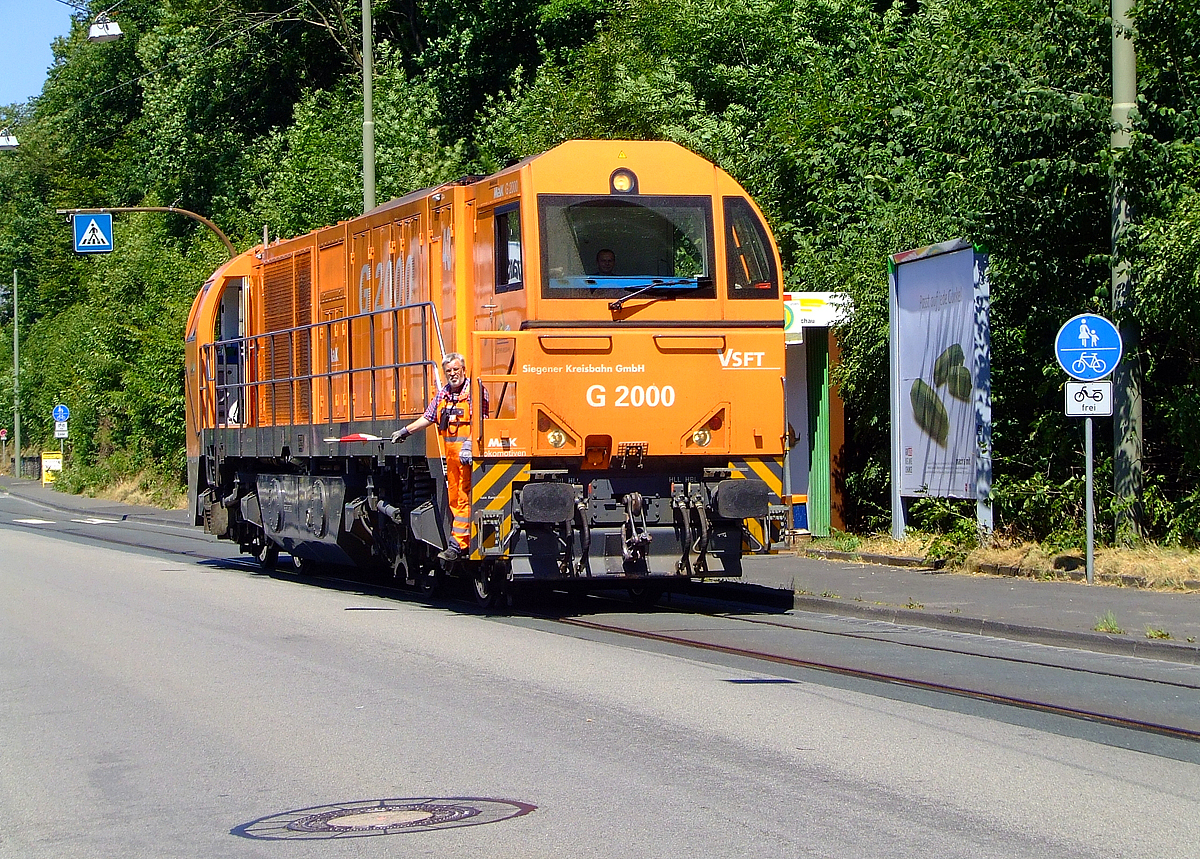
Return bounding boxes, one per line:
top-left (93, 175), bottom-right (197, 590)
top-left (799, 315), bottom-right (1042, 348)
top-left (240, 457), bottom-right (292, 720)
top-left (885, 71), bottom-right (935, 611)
top-left (1055, 314), bottom-right (1122, 381)
top-left (52, 404), bottom-right (70, 422)
top-left (73, 213), bottom-right (113, 254)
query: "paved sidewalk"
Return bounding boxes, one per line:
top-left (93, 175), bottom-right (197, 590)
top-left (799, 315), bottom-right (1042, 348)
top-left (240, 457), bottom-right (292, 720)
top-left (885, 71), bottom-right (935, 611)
top-left (729, 550), bottom-right (1200, 664)
top-left (0, 474), bottom-right (191, 526)
top-left (4, 474), bottom-right (1198, 663)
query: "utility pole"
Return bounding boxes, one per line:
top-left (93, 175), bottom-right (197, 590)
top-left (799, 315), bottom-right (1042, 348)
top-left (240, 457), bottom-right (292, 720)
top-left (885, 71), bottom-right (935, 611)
top-left (1111, 0), bottom-right (1142, 539)
top-left (361, 0), bottom-right (376, 213)
top-left (12, 269), bottom-right (19, 478)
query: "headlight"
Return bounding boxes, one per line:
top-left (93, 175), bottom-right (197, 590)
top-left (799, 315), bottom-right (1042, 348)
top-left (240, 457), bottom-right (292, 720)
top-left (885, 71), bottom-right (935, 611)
top-left (547, 429), bottom-right (568, 448)
top-left (691, 428), bottom-right (712, 447)
top-left (610, 168), bottom-right (638, 194)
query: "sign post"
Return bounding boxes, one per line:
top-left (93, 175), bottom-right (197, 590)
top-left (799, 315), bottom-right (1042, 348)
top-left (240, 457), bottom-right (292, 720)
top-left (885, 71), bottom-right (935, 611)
top-left (52, 405), bottom-right (70, 467)
top-left (1055, 315), bottom-right (1122, 584)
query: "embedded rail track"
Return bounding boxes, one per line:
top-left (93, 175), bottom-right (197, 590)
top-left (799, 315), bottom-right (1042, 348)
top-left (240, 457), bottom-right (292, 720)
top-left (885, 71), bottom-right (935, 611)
top-left (275, 556), bottom-right (1200, 745)
top-left (3, 500), bottom-right (1197, 746)
top-left (552, 611), bottom-right (1200, 743)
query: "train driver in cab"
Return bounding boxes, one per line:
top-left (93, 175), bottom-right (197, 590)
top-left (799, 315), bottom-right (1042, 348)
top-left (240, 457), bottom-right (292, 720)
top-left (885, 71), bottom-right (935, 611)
top-left (595, 248), bottom-right (616, 275)
top-left (391, 353), bottom-right (488, 562)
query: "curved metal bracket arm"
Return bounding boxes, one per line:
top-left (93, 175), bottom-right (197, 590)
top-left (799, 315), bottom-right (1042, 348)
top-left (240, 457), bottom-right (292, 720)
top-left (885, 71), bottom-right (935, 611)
top-left (55, 206), bottom-right (237, 260)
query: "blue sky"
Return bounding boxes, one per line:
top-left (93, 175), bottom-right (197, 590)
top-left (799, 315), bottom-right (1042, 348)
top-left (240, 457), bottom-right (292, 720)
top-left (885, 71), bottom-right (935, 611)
top-left (1, 1), bottom-right (79, 106)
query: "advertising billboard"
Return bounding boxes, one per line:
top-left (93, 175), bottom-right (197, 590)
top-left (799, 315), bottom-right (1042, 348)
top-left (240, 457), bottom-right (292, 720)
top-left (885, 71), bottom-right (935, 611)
top-left (889, 239), bottom-right (992, 535)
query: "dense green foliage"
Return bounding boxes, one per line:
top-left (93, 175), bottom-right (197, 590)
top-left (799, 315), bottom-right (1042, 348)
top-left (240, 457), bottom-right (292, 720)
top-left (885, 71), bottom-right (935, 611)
top-left (0, 0), bottom-right (1196, 542)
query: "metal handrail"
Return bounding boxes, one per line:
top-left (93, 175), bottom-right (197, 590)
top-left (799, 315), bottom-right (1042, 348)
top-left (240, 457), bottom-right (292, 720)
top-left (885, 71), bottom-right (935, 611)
top-left (202, 300), bottom-right (448, 431)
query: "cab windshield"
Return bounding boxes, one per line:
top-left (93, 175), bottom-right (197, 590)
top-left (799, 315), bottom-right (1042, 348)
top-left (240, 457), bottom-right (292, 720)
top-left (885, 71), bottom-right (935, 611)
top-left (538, 195), bottom-right (715, 299)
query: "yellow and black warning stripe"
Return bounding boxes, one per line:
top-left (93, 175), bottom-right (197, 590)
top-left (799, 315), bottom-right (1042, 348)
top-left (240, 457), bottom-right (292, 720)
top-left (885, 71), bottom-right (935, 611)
top-left (471, 460), bottom-right (529, 554)
top-left (728, 456), bottom-right (784, 552)
top-left (728, 456), bottom-right (784, 500)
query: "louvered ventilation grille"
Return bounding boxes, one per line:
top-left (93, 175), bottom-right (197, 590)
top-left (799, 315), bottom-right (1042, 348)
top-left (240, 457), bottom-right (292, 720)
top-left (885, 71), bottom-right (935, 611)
top-left (294, 252), bottom-right (312, 422)
top-left (263, 259), bottom-right (295, 424)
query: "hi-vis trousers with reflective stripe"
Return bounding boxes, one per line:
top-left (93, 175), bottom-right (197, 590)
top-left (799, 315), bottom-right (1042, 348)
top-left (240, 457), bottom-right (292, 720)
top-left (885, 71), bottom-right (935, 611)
top-left (443, 438), bottom-right (471, 550)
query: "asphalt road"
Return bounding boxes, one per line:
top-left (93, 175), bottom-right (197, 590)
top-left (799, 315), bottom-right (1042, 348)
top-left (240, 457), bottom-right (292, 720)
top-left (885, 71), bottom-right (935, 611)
top-left (2, 515), bottom-right (1199, 858)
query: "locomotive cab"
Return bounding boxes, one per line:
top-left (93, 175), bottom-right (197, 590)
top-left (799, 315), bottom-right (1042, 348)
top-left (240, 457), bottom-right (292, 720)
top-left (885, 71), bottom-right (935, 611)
top-left (467, 142), bottom-right (785, 588)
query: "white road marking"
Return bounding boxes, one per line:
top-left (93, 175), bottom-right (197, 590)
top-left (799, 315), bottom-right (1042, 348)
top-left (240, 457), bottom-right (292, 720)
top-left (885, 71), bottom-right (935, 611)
top-left (70, 518), bottom-right (122, 525)
top-left (13, 518), bottom-right (56, 525)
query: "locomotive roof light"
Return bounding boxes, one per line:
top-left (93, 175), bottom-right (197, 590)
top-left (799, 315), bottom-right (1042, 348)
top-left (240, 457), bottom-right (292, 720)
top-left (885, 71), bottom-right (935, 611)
top-left (0, 129), bottom-right (17, 150)
top-left (610, 168), bottom-right (638, 195)
top-left (88, 12), bottom-right (124, 43)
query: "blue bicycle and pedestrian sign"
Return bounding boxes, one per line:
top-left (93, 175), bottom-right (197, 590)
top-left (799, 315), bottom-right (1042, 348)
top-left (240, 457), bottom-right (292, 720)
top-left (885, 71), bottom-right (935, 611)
top-left (1054, 314), bottom-right (1122, 381)
top-left (52, 404), bottom-right (70, 422)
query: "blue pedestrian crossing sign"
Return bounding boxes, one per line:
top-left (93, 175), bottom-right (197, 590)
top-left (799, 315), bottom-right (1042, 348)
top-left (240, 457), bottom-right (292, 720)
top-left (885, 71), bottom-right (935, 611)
top-left (73, 213), bottom-right (113, 254)
top-left (1055, 314), bottom-right (1122, 381)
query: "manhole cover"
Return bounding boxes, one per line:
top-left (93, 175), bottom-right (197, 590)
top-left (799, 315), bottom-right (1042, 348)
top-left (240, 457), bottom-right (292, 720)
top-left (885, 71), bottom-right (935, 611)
top-left (234, 797), bottom-right (536, 840)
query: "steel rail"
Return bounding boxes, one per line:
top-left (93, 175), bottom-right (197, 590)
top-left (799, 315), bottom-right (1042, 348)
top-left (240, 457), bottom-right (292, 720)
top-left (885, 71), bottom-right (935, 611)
top-left (553, 614), bottom-right (1200, 743)
top-left (700, 608), bottom-right (1200, 691)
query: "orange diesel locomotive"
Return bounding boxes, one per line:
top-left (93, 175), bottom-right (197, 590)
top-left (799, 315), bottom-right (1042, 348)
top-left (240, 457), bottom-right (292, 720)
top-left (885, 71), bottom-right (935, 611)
top-left (185, 140), bottom-right (785, 603)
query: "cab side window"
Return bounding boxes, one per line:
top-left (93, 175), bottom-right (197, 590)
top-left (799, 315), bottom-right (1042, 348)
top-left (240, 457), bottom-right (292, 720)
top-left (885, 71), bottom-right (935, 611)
top-left (724, 197), bottom-right (778, 299)
top-left (495, 204), bottom-right (523, 293)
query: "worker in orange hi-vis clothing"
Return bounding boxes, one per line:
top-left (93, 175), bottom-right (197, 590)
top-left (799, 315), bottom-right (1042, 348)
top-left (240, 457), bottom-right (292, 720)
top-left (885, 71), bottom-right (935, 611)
top-left (391, 353), bottom-right (488, 563)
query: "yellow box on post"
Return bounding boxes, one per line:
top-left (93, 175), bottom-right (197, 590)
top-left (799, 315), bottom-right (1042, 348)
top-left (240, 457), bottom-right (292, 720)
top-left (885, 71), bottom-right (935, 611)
top-left (41, 451), bottom-right (62, 486)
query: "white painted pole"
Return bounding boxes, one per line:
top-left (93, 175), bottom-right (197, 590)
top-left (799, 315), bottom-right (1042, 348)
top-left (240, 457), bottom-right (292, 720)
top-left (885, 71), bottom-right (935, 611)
top-left (361, 0), bottom-right (376, 213)
top-left (888, 262), bottom-right (905, 540)
top-left (12, 269), bottom-right (19, 479)
top-left (1111, 0), bottom-right (1142, 538)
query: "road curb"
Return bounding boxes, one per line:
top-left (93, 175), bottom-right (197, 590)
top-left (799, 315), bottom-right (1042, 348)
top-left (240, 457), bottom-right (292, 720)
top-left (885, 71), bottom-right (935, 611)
top-left (800, 547), bottom-right (944, 569)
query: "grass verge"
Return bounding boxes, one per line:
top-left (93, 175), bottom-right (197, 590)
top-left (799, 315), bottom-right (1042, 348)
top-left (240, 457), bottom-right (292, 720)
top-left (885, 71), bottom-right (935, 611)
top-left (800, 532), bottom-right (1200, 592)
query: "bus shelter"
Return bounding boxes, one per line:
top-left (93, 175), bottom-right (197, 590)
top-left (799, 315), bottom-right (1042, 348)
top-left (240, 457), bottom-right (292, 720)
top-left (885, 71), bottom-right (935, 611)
top-left (783, 293), bottom-right (849, 538)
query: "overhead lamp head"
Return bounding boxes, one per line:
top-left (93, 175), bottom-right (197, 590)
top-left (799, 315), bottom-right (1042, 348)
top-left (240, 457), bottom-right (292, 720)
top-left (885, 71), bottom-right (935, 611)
top-left (0, 129), bottom-right (17, 151)
top-left (88, 14), bottom-right (124, 43)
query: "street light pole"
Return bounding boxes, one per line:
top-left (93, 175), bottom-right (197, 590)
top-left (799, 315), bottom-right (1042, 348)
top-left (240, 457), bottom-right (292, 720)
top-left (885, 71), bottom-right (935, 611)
top-left (1111, 0), bottom-right (1142, 539)
top-left (12, 269), bottom-right (19, 478)
top-left (362, 0), bottom-right (375, 213)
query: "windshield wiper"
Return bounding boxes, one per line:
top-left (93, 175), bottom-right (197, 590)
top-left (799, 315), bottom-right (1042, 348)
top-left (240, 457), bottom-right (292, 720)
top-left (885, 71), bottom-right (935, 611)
top-left (607, 278), bottom-right (708, 311)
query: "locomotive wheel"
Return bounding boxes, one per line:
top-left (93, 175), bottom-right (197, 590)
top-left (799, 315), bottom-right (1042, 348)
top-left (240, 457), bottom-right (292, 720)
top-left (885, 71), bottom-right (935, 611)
top-left (418, 565), bottom-right (442, 596)
top-left (377, 516), bottom-right (407, 583)
top-left (473, 561), bottom-right (503, 610)
top-left (255, 539), bottom-right (279, 570)
top-left (413, 547), bottom-right (440, 595)
top-left (291, 553), bottom-right (316, 575)
top-left (405, 542), bottom-right (438, 594)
